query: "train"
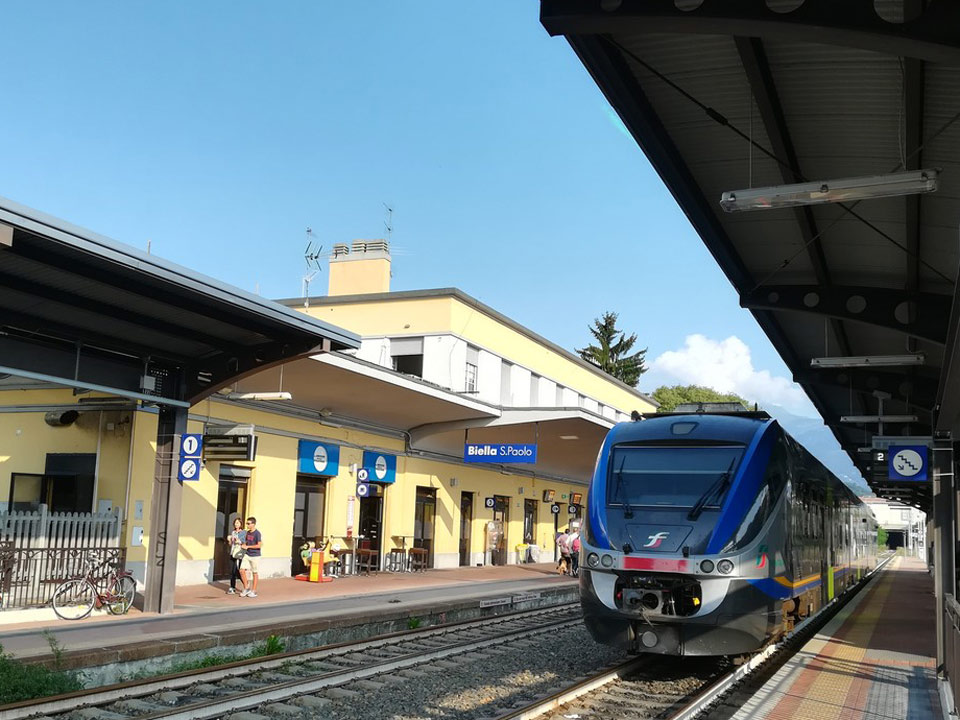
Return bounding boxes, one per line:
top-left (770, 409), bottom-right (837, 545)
top-left (579, 407), bottom-right (877, 656)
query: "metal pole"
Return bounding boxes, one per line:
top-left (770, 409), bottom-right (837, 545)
top-left (933, 436), bottom-right (955, 669)
top-left (144, 405), bottom-right (188, 614)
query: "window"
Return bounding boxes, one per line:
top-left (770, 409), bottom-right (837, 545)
top-left (901, 509), bottom-right (910, 521)
top-left (390, 337), bottom-right (424, 378)
top-left (465, 345), bottom-right (479, 393)
top-left (607, 445), bottom-right (743, 508)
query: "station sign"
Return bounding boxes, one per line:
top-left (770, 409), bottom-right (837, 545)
top-left (178, 433), bottom-right (203, 482)
top-left (888, 445), bottom-right (929, 482)
top-left (361, 451), bottom-right (396, 484)
top-left (463, 443), bottom-right (537, 464)
top-left (297, 440), bottom-right (340, 476)
top-left (485, 497), bottom-right (496, 509)
top-left (568, 505), bottom-right (579, 515)
top-left (550, 504), bottom-right (561, 514)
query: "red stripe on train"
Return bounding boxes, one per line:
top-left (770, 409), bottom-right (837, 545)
top-left (623, 557), bottom-right (691, 572)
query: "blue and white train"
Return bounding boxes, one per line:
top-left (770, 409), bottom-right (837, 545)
top-left (579, 409), bottom-right (877, 656)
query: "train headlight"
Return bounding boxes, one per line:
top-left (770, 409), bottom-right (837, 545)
top-left (600, 554), bottom-right (614, 568)
top-left (587, 553), bottom-right (600, 568)
top-left (700, 559), bottom-right (715, 573)
top-left (717, 559), bottom-right (735, 575)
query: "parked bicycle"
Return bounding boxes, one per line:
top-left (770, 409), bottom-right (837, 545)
top-left (51, 557), bottom-right (136, 620)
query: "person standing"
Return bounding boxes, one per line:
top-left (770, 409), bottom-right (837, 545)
top-left (556, 528), bottom-right (571, 575)
top-left (568, 524), bottom-right (581, 577)
top-left (226, 517), bottom-right (245, 595)
top-left (240, 516), bottom-right (262, 598)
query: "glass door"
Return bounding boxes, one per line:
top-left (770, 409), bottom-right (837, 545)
top-left (292, 477), bottom-right (326, 575)
top-left (214, 476), bottom-right (247, 580)
top-left (492, 495), bottom-right (510, 565)
top-left (459, 492), bottom-right (473, 566)
top-left (414, 487), bottom-right (437, 568)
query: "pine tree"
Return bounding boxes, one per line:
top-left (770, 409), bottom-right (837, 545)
top-left (576, 312), bottom-right (647, 387)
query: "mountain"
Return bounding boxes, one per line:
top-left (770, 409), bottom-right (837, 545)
top-left (765, 405), bottom-right (872, 497)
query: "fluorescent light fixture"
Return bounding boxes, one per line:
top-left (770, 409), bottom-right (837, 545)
top-left (840, 415), bottom-right (918, 424)
top-left (225, 391), bottom-right (293, 401)
top-left (720, 169), bottom-right (938, 212)
top-left (559, 435), bottom-right (579, 441)
top-left (810, 354), bottom-right (925, 369)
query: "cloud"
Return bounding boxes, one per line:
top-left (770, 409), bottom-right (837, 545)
top-left (651, 334), bottom-right (817, 417)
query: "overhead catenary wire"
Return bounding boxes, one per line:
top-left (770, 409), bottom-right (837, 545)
top-left (602, 35), bottom-right (960, 287)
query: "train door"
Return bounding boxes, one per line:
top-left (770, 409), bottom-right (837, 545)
top-left (459, 492), bottom-right (473, 566)
top-left (492, 495), bottom-right (510, 565)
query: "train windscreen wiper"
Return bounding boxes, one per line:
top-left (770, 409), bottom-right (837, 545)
top-left (687, 458), bottom-right (736, 521)
top-left (611, 453), bottom-right (635, 518)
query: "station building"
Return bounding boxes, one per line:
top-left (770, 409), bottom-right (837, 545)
top-left (0, 240), bottom-right (656, 591)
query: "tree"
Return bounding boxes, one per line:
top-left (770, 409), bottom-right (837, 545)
top-left (652, 384), bottom-right (751, 412)
top-left (877, 527), bottom-right (888, 548)
top-left (577, 312), bottom-right (647, 387)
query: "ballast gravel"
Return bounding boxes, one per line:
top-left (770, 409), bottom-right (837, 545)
top-left (286, 621), bottom-right (687, 720)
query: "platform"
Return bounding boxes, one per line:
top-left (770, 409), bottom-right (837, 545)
top-left (0, 563), bottom-right (574, 668)
top-left (730, 555), bottom-right (941, 720)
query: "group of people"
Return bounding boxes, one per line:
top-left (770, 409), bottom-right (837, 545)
top-left (226, 516), bottom-right (262, 598)
top-left (556, 524), bottom-right (581, 576)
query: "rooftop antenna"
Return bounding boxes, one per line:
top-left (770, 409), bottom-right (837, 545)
top-left (302, 227), bottom-right (323, 309)
top-left (383, 203), bottom-right (393, 242)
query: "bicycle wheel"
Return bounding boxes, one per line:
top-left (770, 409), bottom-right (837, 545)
top-left (107, 575), bottom-right (136, 615)
top-left (51, 579), bottom-right (96, 620)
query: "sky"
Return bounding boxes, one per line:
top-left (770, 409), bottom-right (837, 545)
top-left (0, 1), bottom-right (821, 423)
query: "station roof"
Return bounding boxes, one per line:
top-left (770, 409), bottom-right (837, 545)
top-left (541, 0), bottom-right (960, 512)
top-left (0, 196), bottom-right (359, 406)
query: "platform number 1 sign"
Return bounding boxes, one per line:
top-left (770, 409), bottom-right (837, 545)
top-left (178, 433), bottom-right (203, 482)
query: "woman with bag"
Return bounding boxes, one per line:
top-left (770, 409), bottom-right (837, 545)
top-left (226, 516), bottom-right (245, 595)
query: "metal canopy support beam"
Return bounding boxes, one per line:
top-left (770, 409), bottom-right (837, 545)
top-left (741, 285), bottom-right (950, 344)
top-left (144, 403), bottom-right (188, 614)
top-left (794, 367), bottom-right (938, 411)
top-left (540, 0), bottom-right (960, 65)
top-left (904, 56), bottom-right (925, 296)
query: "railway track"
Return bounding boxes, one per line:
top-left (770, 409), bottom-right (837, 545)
top-left (487, 557), bottom-right (895, 720)
top-left (1, 604), bottom-right (580, 720)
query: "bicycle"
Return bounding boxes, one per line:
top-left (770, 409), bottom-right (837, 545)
top-left (51, 557), bottom-right (136, 621)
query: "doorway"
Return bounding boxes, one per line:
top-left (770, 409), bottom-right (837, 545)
top-left (358, 493), bottom-right (384, 558)
top-left (414, 487), bottom-right (437, 568)
top-left (459, 492), bottom-right (474, 566)
top-left (523, 499), bottom-right (537, 544)
top-left (492, 495), bottom-right (510, 565)
top-left (214, 468), bottom-right (248, 581)
top-left (292, 477), bottom-right (326, 576)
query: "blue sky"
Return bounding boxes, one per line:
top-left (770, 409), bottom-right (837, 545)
top-left (0, 1), bottom-right (808, 413)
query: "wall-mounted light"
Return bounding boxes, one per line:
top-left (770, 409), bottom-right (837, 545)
top-left (559, 435), bottom-right (579, 440)
top-left (721, 169), bottom-right (938, 212)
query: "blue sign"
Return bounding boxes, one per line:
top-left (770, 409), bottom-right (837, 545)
top-left (464, 443), bottom-right (538, 464)
top-left (361, 451), bottom-right (397, 484)
top-left (484, 497), bottom-right (495, 509)
top-left (178, 434), bottom-right (203, 481)
top-left (889, 445), bottom-right (929, 482)
top-left (356, 483), bottom-right (370, 498)
top-left (298, 440), bottom-right (340, 476)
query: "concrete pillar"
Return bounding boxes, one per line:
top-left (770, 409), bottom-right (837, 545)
top-left (933, 436), bottom-right (955, 668)
top-left (144, 405), bottom-right (188, 614)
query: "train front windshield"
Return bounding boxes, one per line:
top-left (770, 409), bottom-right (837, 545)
top-left (607, 446), bottom-right (744, 509)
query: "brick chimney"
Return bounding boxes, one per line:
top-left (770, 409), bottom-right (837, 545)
top-left (327, 240), bottom-right (391, 296)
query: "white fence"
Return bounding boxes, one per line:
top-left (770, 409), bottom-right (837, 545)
top-left (0, 505), bottom-right (123, 549)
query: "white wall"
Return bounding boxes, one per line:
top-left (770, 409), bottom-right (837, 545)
top-left (561, 388), bottom-right (579, 407)
top-left (581, 397), bottom-right (599, 414)
top-left (357, 337), bottom-right (390, 367)
top-left (509, 365), bottom-right (532, 406)
top-left (422, 335), bottom-right (465, 391)
top-left (476, 350), bottom-right (501, 405)
top-left (537, 378), bottom-right (556, 408)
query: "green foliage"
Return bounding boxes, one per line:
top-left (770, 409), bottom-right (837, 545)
top-left (877, 527), bottom-right (889, 548)
top-left (407, 617), bottom-right (422, 630)
top-left (577, 312), bottom-right (647, 387)
top-left (41, 630), bottom-right (66, 671)
top-left (0, 643), bottom-right (81, 704)
top-left (652, 385), bottom-right (751, 412)
top-left (168, 653), bottom-right (240, 674)
top-left (254, 634), bottom-right (285, 656)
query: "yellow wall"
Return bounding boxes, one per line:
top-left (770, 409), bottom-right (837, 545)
top-left (328, 256), bottom-right (391, 296)
top-left (301, 294), bottom-right (655, 414)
